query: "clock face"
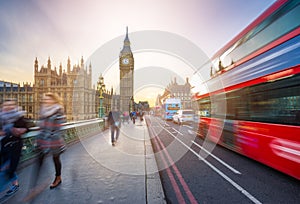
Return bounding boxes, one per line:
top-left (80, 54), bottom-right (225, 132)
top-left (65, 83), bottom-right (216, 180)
top-left (122, 58), bottom-right (129, 64)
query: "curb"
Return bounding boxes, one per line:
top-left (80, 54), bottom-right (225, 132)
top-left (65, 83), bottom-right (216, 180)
top-left (144, 117), bottom-right (166, 204)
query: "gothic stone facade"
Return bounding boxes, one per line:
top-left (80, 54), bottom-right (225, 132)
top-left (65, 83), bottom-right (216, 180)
top-left (119, 27), bottom-right (134, 113)
top-left (158, 77), bottom-right (192, 109)
top-left (34, 57), bottom-right (96, 121)
top-left (0, 81), bottom-right (34, 119)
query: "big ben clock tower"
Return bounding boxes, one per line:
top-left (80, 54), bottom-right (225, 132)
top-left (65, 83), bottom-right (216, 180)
top-left (119, 27), bottom-right (134, 113)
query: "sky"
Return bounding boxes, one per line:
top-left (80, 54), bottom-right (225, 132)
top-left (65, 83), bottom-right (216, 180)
top-left (0, 0), bottom-right (276, 106)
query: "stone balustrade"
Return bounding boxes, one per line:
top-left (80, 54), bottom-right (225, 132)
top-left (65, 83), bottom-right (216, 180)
top-left (20, 119), bottom-right (106, 162)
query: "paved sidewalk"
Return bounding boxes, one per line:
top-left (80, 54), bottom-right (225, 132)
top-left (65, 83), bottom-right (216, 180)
top-left (4, 117), bottom-right (165, 203)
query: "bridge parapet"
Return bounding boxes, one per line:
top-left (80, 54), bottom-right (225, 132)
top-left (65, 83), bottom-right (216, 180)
top-left (20, 119), bottom-right (105, 162)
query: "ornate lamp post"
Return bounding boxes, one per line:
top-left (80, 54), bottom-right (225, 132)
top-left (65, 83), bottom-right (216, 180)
top-left (97, 75), bottom-right (105, 118)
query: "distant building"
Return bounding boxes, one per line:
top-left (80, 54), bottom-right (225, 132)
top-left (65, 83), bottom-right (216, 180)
top-left (34, 57), bottom-right (96, 121)
top-left (0, 81), bottom-right (34, 119)
top-left (159, 77), bottom-right (192, 109)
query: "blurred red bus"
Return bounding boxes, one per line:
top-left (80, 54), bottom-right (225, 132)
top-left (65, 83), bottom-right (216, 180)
top-left (194, 0), bottom-right (300, 180)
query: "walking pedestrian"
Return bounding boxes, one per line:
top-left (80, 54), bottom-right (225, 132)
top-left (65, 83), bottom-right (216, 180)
top-left (35, 93), bottom-right (66, 189)
top-left (108, 108), bottom-right (121, 146)
top-left (123, 112), bottom-right (129, 124)
top-left (131, 111), bottom-right (136, 124)
top-left (0, 98), bottom-right (29, 195)
top-left (139, 111), bottom-right (144, 122)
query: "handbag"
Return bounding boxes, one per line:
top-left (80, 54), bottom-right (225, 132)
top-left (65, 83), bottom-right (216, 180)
top-left (114, 121), bottom-right (120, 127)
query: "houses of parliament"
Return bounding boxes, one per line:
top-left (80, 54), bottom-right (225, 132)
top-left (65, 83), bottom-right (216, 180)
top-left (0, 28), bottom-right (134, 121)
top-left (0, 28), bottom-right (136, 122)
top-left (0, 56), bottom-right (97, 121)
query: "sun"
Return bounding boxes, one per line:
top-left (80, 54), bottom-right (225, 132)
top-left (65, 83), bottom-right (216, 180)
top-left (134, 85), bottom-right (164, 107)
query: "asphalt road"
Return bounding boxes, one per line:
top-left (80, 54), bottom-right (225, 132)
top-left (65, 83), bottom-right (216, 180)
top-left (147, 116), bottom-right (300, 204)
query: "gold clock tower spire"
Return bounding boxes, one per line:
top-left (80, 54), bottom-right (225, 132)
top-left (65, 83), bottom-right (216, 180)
top-left (119, 26), bottom-right (134, 113)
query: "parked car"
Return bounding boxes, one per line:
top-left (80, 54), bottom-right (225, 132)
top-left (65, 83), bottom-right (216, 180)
top-left (172, 109), bottom-right (195, 125)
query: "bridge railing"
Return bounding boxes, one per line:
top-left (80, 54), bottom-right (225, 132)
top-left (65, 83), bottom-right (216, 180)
top-left (20, 118), bottom-right (106, 162)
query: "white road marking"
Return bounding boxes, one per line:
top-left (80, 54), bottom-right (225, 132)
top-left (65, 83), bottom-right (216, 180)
top-left (171, 128), bottom-right (183, 135)
top-left (192, 141), bottom-right (241, 174)
top-left (180, 128), bottom-right (240, 174)
top-left (157, 122), bottom-right (262, 204)
top-left (184, 125), bottom-right (193, 129)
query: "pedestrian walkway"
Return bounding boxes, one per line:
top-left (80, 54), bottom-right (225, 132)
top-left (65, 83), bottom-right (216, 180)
top-left (3, 117), bottom-right (165, 204)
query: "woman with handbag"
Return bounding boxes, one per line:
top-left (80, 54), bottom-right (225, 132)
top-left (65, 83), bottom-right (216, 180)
top-left (36, 92), bottom-right (66, 189)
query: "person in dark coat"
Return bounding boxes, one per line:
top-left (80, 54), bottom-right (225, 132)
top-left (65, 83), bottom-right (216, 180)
top-left (107, 108), bottom-right (121, 146)
top-left (0, 98), bottom-right (29, 195)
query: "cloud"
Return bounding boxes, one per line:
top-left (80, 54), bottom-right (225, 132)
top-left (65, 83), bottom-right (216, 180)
top-left (0, 0), bottom-right (277, 87)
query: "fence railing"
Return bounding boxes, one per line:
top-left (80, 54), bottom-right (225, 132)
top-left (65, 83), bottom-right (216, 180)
top-left (20, 119), bottom-right (106, 162)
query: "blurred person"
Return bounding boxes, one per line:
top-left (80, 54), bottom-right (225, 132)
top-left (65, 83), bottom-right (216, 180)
top-left (139, 111), bottom-right (144, 122)
top-left (108, 107), bottom-right (121, 146)
top-left (123, 111), bottom-right (129, 124)
top-left (130, 111), bottom-right (136, 124)
top-left (34, 93), bottom-right (66, 189)
top-left (0, 98), bottom-right (29, 195)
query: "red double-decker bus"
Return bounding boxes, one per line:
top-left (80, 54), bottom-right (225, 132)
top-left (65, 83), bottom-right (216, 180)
top-left (193, 0), bottom-right (300, 180)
